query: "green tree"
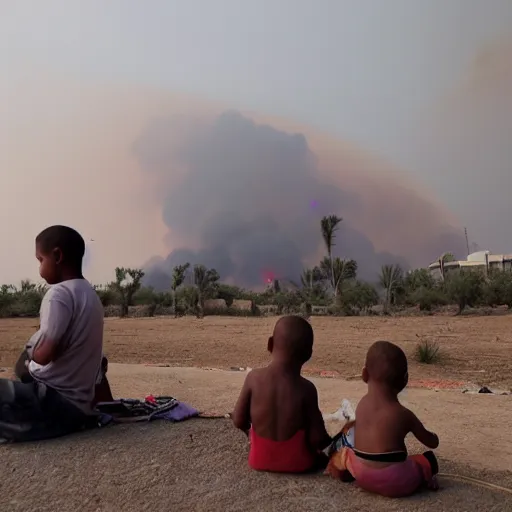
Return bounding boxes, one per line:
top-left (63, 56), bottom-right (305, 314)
top-left (193, 264), bottom-right (220, 318)
top-left (410, 286), bottom-right (448, 312)
top-left (379, 264), bottom-right (404, 312)
top-left (320, 256), bottom-right (357, 297)
top-left (483, 270), bottom-right (512, 308)
top-left (300, 266), bottom-right (325, 302)
top-left (320, 214), bottom-right (342, 297)
top-left (113, 267), bottom-right (145, 317)
top-left (301, 267), bottom-right (322, 289)
top-left (403, 268), bottom-right (444, 310)
top-left (171, 263), bottom-right (190, 317)
top-left (342, 281), bottom-right (379, 314)
top-left (93, 284), bottom-right (116, 307)
top-left (404, 268), bottom-right (435, 294)
top-left (216, 283), bottom-right (249, 306)
top-left (445, 269), bottom-right (484, 314)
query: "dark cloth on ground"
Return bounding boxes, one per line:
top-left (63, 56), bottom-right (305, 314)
top-left (0, 379), bottom-right (97, 443)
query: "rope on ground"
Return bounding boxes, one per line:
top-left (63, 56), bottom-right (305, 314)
top-left (197, 413), bottom-right (231, 419)
top-left (439, 473), bottom-right (512, 495)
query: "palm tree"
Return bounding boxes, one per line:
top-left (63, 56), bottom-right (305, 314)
top-left (438, 252), bottom-right (455, 281)
top-left (300, 266), bottom-right (324, 310)
top-left (320, 257), bottom-right (357, 296)
top-left (379, 264), bottom-right (403, 313)
top-left (320, 215), bottom-right (343, 296)
top-left (171, 263), bottom-right (190, 317)
top-left (193, 264), bottom-right (220, 318)
top-left (300, 267), bottom-right (322, 290)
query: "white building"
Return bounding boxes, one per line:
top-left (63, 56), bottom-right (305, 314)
top-left (428, 251), bottom-right (512, 279)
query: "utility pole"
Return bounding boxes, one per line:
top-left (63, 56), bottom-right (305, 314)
top-left (464, 227), bottom-right (470, 256)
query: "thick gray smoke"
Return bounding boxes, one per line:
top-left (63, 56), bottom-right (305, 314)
top-left (134, 111), bottom-right (462, 290)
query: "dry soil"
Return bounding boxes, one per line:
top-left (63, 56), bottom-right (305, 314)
top-left (1, 316), bottom-right (511, 511)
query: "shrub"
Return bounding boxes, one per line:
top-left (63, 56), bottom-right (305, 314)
top-left (0, 292), bottom-right (16, 318)
top-left (0, 289), bottom-right (44, 317)
top-left (415, 338), bottom-right (441, 364)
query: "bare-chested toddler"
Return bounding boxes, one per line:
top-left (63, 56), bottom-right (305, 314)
top-left (326, 340), bottom-right (439, 497)
top-left (232, 316), bottom-right (331, 473)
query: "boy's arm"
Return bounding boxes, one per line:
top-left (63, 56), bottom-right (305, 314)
top-left (232, 372), bottom-right (253, 434)
top-left (304, 381), bottom-right (332, 451)
top-left (30, 296), bottom-right (72, 366)
top-left (408, 410), bottom-right (439, 449)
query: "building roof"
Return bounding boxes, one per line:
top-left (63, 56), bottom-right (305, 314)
top-left (428, 251), bottom-right (512, 269)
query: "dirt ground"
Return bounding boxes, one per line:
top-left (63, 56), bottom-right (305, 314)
top-left (2, 365), bottom-right (512, 512)
top-left (1, 316), bottom-right (512, 511)
top-left (1, 315), bottom-right (511, 388)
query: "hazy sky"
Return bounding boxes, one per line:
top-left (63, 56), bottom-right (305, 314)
top-left (4, 1), bottom-right (511, 148)
top-left (3, 1), bottom-right (512, 283)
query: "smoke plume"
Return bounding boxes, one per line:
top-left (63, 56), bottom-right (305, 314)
top-left (134, 111), bottom-right (466, 289)
top-left (414, 39), bottom-right (512, 252)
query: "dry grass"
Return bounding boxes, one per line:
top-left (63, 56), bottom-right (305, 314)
top-left (415, 338), bottom-right (442, 365)
top-left (1, 315), bottom-right (511, 388)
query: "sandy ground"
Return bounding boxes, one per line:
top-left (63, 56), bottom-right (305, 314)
top-left (2, 364), bottom-right (512, 512)
top-left (1, 315), bottom-right (512, 388)
top-left (1, 316), bottom-right (512, 511)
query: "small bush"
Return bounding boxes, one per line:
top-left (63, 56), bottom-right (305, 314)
top-left (415, 339), bottom-right (441, 364)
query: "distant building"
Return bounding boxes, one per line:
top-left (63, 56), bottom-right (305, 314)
top-left (428, 251), bottom-right (512, 279)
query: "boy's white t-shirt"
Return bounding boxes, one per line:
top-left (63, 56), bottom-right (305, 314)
top-left (28, 279), bottom-right (104, 414)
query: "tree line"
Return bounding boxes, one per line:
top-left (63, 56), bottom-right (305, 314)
top-left (1, 216), bottom-right (512, 318)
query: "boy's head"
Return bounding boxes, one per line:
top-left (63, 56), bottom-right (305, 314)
top-left (362, 341), bottom-right (408, 393)
top-left (35, 225), bottom-right (85, 284)
top-left (268, 315), bottom-right (314, 365)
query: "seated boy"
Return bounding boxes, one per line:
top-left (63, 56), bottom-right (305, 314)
top-left (15, 350), bottom-right (113, 404)
top-left (232, 315), bottom-right (331, 473)
top-left (0, 225), bottom-right (104, 442)
top-left (326, 341), bottom-right (439, 497)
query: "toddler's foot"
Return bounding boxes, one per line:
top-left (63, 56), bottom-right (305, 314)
top-left (427, 476), bottom-right (439, 491)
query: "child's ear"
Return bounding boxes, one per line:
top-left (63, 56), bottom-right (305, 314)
top-left (362, 367), bottom-right (369, 383)
top-left (267, 337), bottom-right (274, 353)
top-left (53, 247), bottom-right (63, 265)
